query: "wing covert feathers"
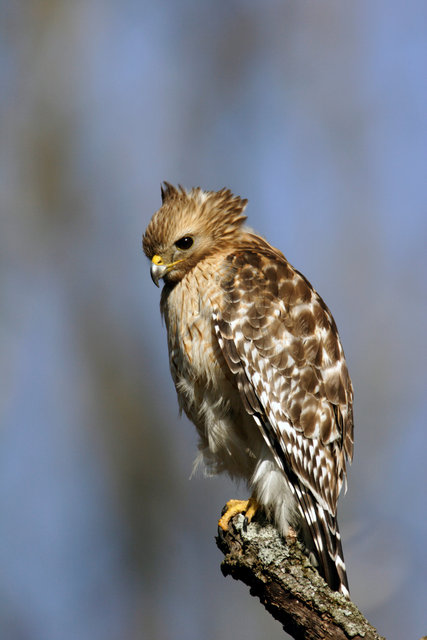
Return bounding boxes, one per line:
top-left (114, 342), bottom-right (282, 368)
top-left (214, 241), bottom-right (353, 596)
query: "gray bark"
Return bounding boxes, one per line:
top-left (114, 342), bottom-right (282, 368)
top-left (216, 512), bottom-right (385, 640)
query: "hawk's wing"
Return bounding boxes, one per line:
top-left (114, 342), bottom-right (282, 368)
top-left (213, 244), bottom-right (354, 592)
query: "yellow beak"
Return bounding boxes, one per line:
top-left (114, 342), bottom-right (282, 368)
top-left (150, 255), bottom-right (183, 287)
top-left (150, 255), bottom-right (168, 287)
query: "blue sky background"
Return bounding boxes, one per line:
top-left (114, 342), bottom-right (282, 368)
top-left (1, 2), bottom-right (426, 639)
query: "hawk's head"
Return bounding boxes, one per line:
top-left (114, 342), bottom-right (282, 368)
top-left (143, 182), bottom-right (247, 286)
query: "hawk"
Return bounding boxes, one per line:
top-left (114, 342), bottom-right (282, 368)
top-left (143, 183), bottom-right (354, 597)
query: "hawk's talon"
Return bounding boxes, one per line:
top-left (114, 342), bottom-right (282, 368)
top-left (218, 497), bottom-right (260, 531)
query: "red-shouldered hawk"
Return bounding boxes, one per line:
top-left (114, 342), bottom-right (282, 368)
top-left (143, 183), bottom-right (354, 597)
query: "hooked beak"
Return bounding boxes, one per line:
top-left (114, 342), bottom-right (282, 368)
top-left (150, 254), bottom-right (183, 287)
top-left (150, 255), bottom-right (168, 287)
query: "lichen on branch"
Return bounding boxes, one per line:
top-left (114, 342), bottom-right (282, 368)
top-left (216, 512), bottom-right (385, 640)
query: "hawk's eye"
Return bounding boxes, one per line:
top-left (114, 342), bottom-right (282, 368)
top-left (175, 236), bottom-right (194, 250)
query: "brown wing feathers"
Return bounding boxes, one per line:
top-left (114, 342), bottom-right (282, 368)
top-left (215, 246), bottom-right (353, 595)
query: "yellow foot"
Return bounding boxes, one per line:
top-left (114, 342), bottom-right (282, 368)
top-left (218, 497), bottom-right (260, 531)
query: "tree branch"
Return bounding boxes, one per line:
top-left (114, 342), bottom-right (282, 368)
top-left (216, 511), bottom-right (385, 640)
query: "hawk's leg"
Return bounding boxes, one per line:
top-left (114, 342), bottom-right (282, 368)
top-left (218, 497), bottom-right (260, 531)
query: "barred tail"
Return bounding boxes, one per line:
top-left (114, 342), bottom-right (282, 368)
top-left (293, 482), bottom-right (350, 598)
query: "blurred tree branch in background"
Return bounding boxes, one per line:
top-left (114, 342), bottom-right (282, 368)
top-left (217, 513), bottom-right (385, 640)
